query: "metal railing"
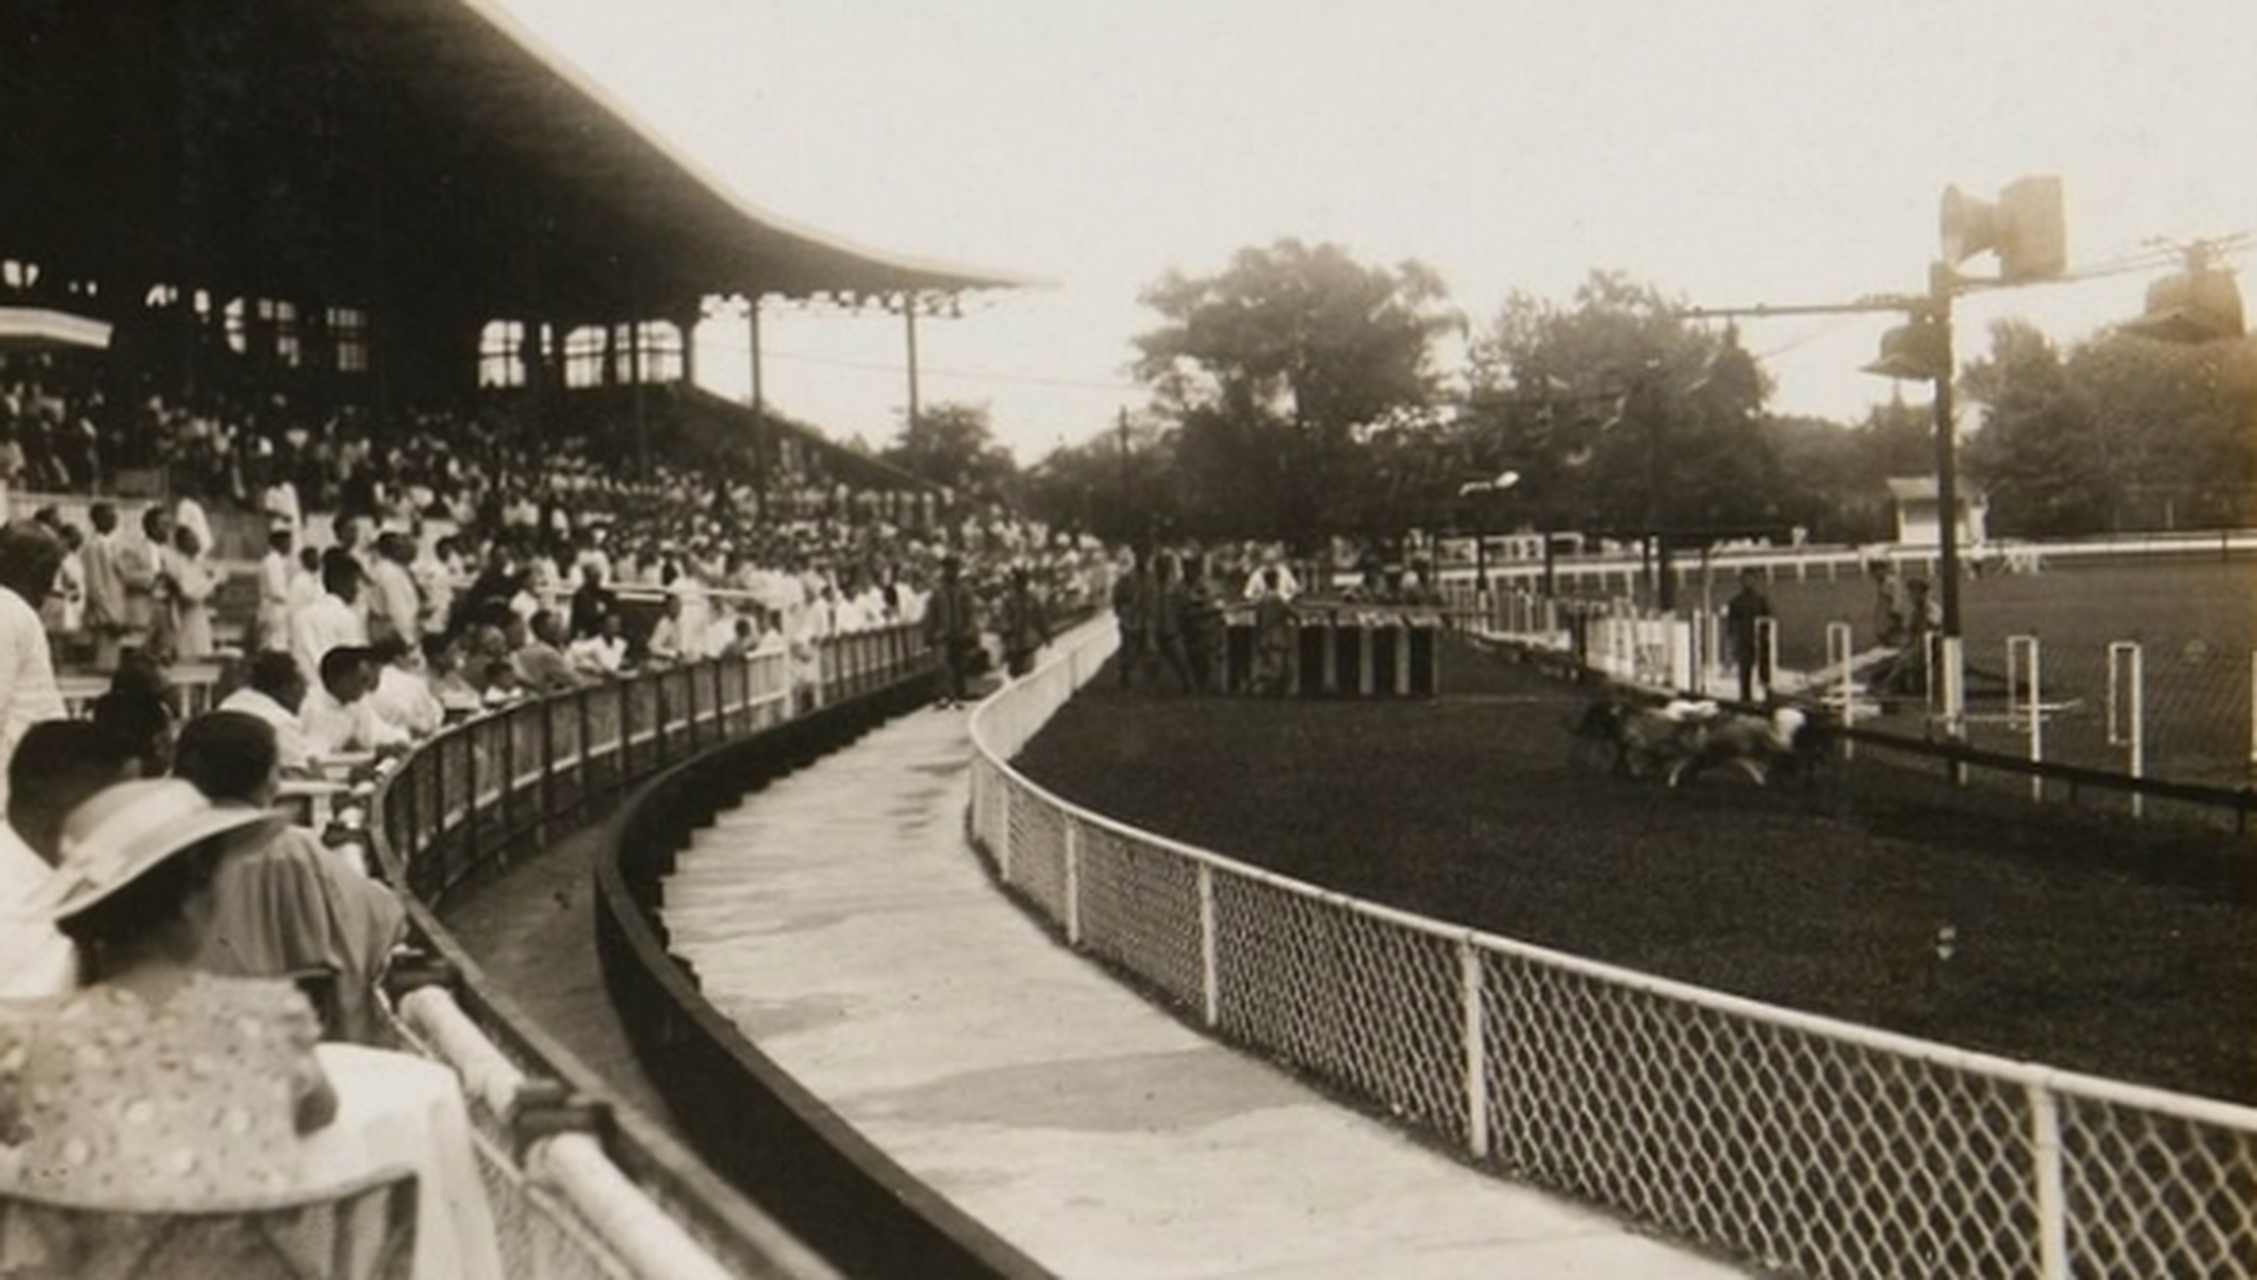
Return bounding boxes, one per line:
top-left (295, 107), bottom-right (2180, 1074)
top-left (368, 624), bottom-right (930, 1279)
top-left (967, 624), bottom-right (2257, 1280)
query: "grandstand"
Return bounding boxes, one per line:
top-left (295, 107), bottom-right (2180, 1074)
top-left (1, 0), bottom-right (1041, 1274)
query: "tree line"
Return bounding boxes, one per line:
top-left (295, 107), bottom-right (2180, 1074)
top-left (872, 239), bottom-right (2256, 552)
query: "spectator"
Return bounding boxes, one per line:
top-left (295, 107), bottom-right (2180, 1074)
top-left (257, 519), bottom-right (296, 652)
top-left (292, 548), bottom-right (368, 687)
top-left (80, 501), bottom-right (128, 669)
top-left (0, 721), bottom-right (135, 998)
top-left (922, 556), bottom-right (980, 709)
top-left (1150, 553), bottom-right (1196, 694)
top-left (999, 564), bottom-right (1051, 678)
top-left (510, 610), bottom-right (582, 693)
top-left (645, 593), bottom-right (687, 665)
top-left (1111, 550), bottom-right (1153, 691)
top-left (567, 612), bottom-right (628, 678)
top-left (1, 779), bottom-right (338, 1206)
top-left (49, 521), bottom-right (85, 646)
top-left (173, 711), bottom-right (406, 1043)
top-left (163, 522), bottom-right (218, 661)
top-left (302, 646), bottom-right (408, 755)
top-left (366, 531), bottom-right (420, 647)
top-left (367, 633), bottom-right (444, 737)
top-left (1251, 566), bottom-right (1297, 696)
top-left (119, 505), bottom-right (168, 658)
top-left (0, 523), bottom-right (67, 813)
top-left (216, 650), bottom-right (318, 774)
top-left (567, 560), bottom-right (613, 640)
top-left (1723, 569), bottom-right (1774, 704)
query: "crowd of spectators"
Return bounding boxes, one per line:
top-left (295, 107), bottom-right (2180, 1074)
top-left (0, 353), bottom-right (1111, 1260)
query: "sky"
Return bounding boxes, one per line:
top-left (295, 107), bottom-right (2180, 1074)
top-left (484, 0), bottom-right (2257, 463)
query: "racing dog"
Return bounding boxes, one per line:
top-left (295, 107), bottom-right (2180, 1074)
top-left (1660, 703), bottom-right (1817, 788)
top-left (1571, 695), bottom-right (1722, 780)
top-left (1574, 695), bottom-right (1830, 786)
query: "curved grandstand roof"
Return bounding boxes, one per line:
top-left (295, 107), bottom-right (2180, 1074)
top-left (0, 0), bottom-right (1036, 321)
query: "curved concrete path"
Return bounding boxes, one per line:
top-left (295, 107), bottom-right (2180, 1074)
top-left (659, 704), bottom-right (1756, 1279)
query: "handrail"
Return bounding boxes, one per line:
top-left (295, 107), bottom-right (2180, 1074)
top-left (966, 622), bottom-right (2257, 1280)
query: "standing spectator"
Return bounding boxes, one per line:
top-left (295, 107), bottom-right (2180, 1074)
top-left (0, 721), bottom-right (136, 998)
top-left (1251, 566), bottom-right (1298, 696)
top-left (1150, 553), bottom-right (1197, 694)
top-left (163, 523), bottom-right (218, 662)
top-left (566, 560), bottom-right (613, 640)
top-left (1111, 550), bottom-right (1153, 691)
top-left (365, 532), bottom-right (420, 647)
top-left (998, 565), bottom-right (1052, 678)
top-left (257, 520), bottom-right (296, 652)
top-left (292, 549), bottom-right (368, 687)
top-left (922, 556), bottom-right (981, 709)
top-left (0, 523), bottom-right (67, 816)
top-left (1723, 569), bottom-right (1773, 704)
top-left (47, 522), bottom-right (85, 645)
top-left (80, 502), bottom-right (128, 669)
top-left (119, 506), bottom-right (169, 658)
top-left (1181, 556), bottom-right (1223, 695)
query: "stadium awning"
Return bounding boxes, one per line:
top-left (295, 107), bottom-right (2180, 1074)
top-left (0, 307), bottom-right (111, 351)
top-left (0, 0), bottom-right (1037, 324)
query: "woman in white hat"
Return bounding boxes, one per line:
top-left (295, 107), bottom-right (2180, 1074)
top-left (0, 778), bottom-right (337, 1210)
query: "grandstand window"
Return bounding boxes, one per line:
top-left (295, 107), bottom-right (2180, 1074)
top-left (1, 260), bottom-right (36, 290)
top-left (224, 298), bottom-right (249, 353)
top-left (479, 320), bottom-right (527, 388)
top-left (261, 299), bottom-right (300, 367)
top-left (145, 284), bottom-right (180, 307)
top-left (637, 321), bottom-right (683, 383)
top-left (564, 326), bottom-right (606, 388)
top-left (328, 307), bottom-right (368, 372)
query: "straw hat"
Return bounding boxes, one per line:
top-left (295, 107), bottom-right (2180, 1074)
top-left (35, 780), bottom-right (280, 921)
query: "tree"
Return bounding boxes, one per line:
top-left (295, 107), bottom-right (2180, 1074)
top-left (880, 401), bottom-right (1016, 502)
top-left (1132, 239), bottom-right (1458, 548)
top-left (1465, 272), bottom-right (1783, 547)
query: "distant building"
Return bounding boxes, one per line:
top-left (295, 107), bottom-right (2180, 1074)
top-left (1886, 476), bottom-right (1987, 548)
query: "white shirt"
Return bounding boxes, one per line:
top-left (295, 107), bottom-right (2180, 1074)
top-left (258, 550), bottom-right (295, 651)
top-left (301, 686), bottom-right (410, 755)
top-left (0, 823), bottom-right (74, 997)
top-left (217, 685), bottom-right (318, 773)
top-left (367, 558), bottom-right (421, 644)
top-left (0, 588), bottom-right (64, 818)
top-left (292, 594), bottom-right (367, 687)
top-left (371, 665), bottom-right (445, 737)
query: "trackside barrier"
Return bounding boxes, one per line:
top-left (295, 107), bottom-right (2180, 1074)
top-left (2109, 641), bottom-right (2146, 818)
top-left (591, 655), bottom-right (1065, 1280)
top-left (968, 629), bottom-right (2257, 1280)
top-left (368, 630), bottom-right (929, 1279)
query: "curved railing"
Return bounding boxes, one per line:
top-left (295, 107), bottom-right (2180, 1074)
top-left (367, 624), bottom-right (930, 1279)
top-left (968, 625), bottom-right (2257, 1280)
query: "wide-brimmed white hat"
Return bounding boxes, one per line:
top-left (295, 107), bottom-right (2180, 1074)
top-left (35, 779), bottom-right (280, 921)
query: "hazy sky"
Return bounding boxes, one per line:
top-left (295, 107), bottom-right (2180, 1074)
top-left (484, 0), bottom-right (2256, 461)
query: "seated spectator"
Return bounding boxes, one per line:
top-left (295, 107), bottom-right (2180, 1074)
top-left (509, 610), bottom-right (581, 693)
top-left (217, 650), bottom-right (318, 774)
top-left (291, 547), bottom-right (367, 688)
top-left (88, 680), bottom-right (176, 780)
top-left (0, 721), bottom-right (136, 998)
top-left (423, 633), bottom-right (483, 715)
top-left (644, 593), bottom-right (687, 664)
top-left (301, 646), bottom-right (409, 756)
top-left (364, 633), bottom-right (443, 737)
top-left (0, 779), bottom-right (338, 1207)
top-left (173, 712), bottom-right (406, 1044)
top-left (567, 611), bottom-right (628, 678)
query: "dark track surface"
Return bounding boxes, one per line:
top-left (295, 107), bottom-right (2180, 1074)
top-left (1014, 638), bottom-right (2257, 1104)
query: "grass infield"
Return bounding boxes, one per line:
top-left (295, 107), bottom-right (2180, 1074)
top-left (1013, 634), bottom-right (2257, 1104)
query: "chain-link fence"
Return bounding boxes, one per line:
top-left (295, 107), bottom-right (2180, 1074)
top-left (971, 624), bottom-right (2257, 1280)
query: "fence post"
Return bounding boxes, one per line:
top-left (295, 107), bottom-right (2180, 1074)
top-left (995, 780), bottom-right (1014, 883)
top-left (2248, 651), bottom-right (2256, 780)
top-left (1062, 819), bottom-right (1082, 946)
top-left (2009, 636), bottom-right (2042, 803)
top-left (1824, 621), bottom-right (1857, 760)
top-left (2028, 1084), bottom-right (2070, 1280)
top-left (2109, 641), bottom-right (2145, 817)
top-left (1459, 937), bottom-right (1489, 1160)
top-left (1197, 863), bottom-right (1220, 1028)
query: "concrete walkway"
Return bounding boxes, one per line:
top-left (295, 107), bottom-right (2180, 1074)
top-left (659, 705), bottom-right (1756, 1280)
